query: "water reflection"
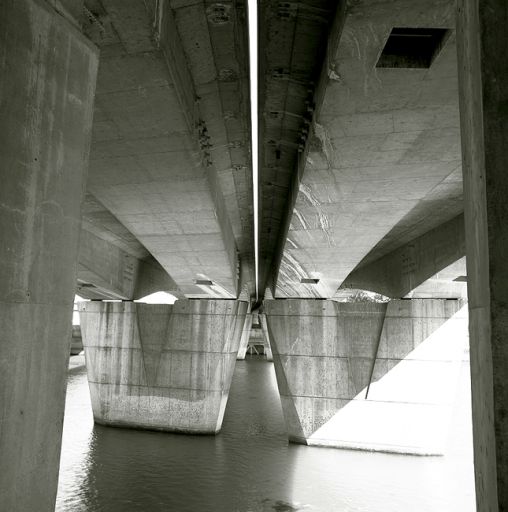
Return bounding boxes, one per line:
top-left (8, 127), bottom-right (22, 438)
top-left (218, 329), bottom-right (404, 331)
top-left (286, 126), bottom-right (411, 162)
top-left (57, 358), bottom-right (475, 512)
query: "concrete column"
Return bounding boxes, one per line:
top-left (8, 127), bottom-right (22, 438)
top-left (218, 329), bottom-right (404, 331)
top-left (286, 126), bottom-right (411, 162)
top-left (263, 300), bottom-right (387, 444)
top-left (236, 313), bottom-right (252, 360)
top-left (261, 315), bottom-right (273, 362)
top-left (456, 1), bottom-right (508, 508)
top-left (79, 300), bottom-right (247, 433)
top-left (264, 299), bottom-right (461, 448)
top-left (0, 1), bottom-right (98, 510)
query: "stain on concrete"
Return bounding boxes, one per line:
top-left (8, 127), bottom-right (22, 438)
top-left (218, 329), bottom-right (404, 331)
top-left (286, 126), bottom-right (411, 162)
top-left (262, 498), bottom-right (306, 512)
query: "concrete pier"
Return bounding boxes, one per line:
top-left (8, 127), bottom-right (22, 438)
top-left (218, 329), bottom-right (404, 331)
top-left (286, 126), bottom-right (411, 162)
top-left (264, 299), bottom-right (461, 448)
top-left (236, 313), bottom-right (252, 360)
top-left (264, 300), bottom-right (387, 444)
top-left (0, 1), bottom-right (98, 510)
top-left (457, 0), bottom-right (508, 507)
top-left (79, 300), bottom-right (247, 433)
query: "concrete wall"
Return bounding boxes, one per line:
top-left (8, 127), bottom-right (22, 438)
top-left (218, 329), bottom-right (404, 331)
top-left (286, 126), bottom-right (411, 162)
top-left (79, 300), bottom-right (247, 433)
top-left (264, 299), bottom-right (462, 451)
top-left (0, 1), bottom-right (98, 510)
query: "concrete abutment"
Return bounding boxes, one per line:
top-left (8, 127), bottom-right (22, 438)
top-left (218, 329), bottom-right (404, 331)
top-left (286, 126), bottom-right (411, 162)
top-left (79, 300), bottom-right (247, 433)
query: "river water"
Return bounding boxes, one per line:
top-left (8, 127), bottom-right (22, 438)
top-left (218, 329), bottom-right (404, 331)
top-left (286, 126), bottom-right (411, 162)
top-left (56, 357), bottom-right (476, 512)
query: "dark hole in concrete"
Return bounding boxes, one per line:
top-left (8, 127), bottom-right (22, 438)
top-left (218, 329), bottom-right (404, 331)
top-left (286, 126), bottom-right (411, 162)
top-left (195, 279), bottom-right (213, 286)
top-left (453, 275), bottom-right (468, 282)
top-left (301, 278), bottom-right (319, 284)
top-left (376, 27), bottom-right (450, 69)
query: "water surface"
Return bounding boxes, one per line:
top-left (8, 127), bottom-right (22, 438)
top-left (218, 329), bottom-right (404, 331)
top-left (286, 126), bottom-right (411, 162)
top-left (57, 357), bottom-right (475, 512)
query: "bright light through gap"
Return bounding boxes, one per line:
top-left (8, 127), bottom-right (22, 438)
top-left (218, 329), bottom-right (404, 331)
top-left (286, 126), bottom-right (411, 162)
top-left (248, 0), bottom-right (259, 300)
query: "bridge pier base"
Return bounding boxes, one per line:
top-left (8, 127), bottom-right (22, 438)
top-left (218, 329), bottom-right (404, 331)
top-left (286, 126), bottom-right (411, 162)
top-left (79, 300), bottom-right (247, 434)
top-left (264, 299), bottom-right (461, 449)
top-left (0, 1), bottom-right (97, 510)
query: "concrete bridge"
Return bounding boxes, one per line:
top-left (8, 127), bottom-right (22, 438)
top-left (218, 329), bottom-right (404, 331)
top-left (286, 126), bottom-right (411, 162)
top-left (0, 0), bottom-right (506, 510)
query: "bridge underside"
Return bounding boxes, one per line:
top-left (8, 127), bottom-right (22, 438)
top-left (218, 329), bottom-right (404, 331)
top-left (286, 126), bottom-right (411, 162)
top-left (1, 0), bottom-right (507, 511)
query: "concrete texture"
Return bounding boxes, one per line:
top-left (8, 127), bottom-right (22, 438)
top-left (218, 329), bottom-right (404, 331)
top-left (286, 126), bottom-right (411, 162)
top-left (341, 215), bottom-right (466, 298)
top-left (404, 258), bottom-right (467, 299)
top-left (456, 0), bottom-right (507, 508)
top-left (236, 313), bottom-right (252, 360)
top-left (70, 325), bottom-right (83, 355)
top-left (83, 0), bottom-right (253, 299)
top-left (258, 0), bottom-right (463, 299)
top-left (77, 227), bottom-right (180, 300)
top-left (263, 300), bottom-right (387, 444)
top-left (0, 1), bottom-right (98, 510)
top-left (79, 300), bottom-right (247, 433)
top-left (264, 299), bottom-right (460, 447)
top-left (305, 301), bottom-right (467, 454)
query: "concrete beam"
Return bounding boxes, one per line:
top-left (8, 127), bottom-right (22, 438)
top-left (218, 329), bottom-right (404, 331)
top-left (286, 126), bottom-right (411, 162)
top-left (341, 214), bottom-right (466, 298)
top-left (0, 1), bottom-right (98, 509)
top-left (85, 0), bottom-right (247, 299)
top-left (268, 1), bottom-right (462, 299)
top-left (77, 228), bottom-right (180, 300)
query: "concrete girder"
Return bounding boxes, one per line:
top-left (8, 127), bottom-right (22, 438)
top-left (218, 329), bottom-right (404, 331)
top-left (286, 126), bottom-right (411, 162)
top-left (84, 0), bottom-right (252, 299)
top-left (340, 214), bottom-right (466, 298)
top-left (258, 0), bottom-right (343, 296)
top-left (268, 0), bottom-right (463, 299)
top-left (77, 227), bottom-right (181, 300)
top-left (167, 0), bottom-right (254, 297)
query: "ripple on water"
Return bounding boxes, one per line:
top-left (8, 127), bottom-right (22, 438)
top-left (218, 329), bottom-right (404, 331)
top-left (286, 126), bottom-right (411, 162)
top-left (56, 357), bottom-right (475, 512)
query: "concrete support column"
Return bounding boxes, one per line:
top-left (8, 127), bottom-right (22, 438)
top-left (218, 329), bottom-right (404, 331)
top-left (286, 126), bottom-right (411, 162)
top-left (236, 313), bottom-right (252, 360)
top-left (264, 299), bottom-right (461, 448)
top-left (456, 1), bottom-right (508, 508)
top-left (0, 1), bottom-right (98, 510)
top-left (79, 300), bottom-right (247, 433)
top-left (263, 300), bottom-right (387, 444)
top-left (261, 315), bottom-right (273, 362)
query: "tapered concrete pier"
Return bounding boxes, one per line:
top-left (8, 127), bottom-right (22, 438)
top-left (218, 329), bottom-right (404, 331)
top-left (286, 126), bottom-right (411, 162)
top-left (264, 299), bottom-right (461, 448)
top-left (79, 300), bottom-right (247, 433)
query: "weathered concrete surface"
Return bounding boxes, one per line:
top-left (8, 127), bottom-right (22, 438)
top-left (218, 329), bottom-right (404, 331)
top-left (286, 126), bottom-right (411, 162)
top-left (70, 325), bottom-right (83, 355)
top-left (341, 215), bottom-right (465, 298)
top-left (263, 300), bottom-right (387, 444)
top-left (404, 258), bottom-right (467, 299)
top-left (0, 1), bottom-right (98, 510)
top-left (371, 299), bottom-right (462, 384)
top-left (84, 0), bottom-right (253, 299)
top-left (258, 0), bottom-right (342, 294)
top-left (262, 0), bottom-right (462, 298)
top-left (307, 300), bottom-right (466, 454)
top-left (264, 299), bottom-right (460, 448)
top-left (236, 313), bottom-right (252, 360)
top-left (77, 227), bottom-right (180, 300)
top-left (456, 0), bottom-right (507, 508)
top-left (79, 300), bottom-right (247, 433)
